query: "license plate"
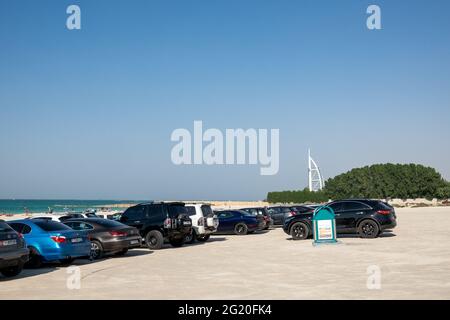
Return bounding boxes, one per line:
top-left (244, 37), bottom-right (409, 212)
top-left (71, 238), bottom-right (83, 243)
top-left (1, 239), bottom-right (17, 246)
top-left (130, 240), bottom-right (139, 245)
top-left (183, 221), bottom-right (191, 226)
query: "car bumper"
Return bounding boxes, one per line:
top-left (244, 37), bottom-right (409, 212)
top-left (194, 226), bottom-right (217, 235)
top-left (43, 243), bottom-right (92, 262)
top-left (102, 236), bottom-right (142, 252)
top-left (380, 219), bottom-right (397, 230)
top-left (0, 248), bottom-right (29, 268)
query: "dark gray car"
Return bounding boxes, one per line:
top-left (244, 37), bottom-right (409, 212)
top-left (63, 218), bottom-right (141, 259)
top-left (0, 220), bottom-right (29, 277)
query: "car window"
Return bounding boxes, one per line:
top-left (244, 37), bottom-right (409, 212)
top-left (201, 205), bottom-right (213, 217)
top-left (123, 206), bottom-right (146, 220)
top-left (167, 205), bottom-right (188, 218)
top-left (66, 222), bottom-right (94, 230)
top-left (92, 219), bottom-right (124, 228)
top-left (328, 202), bottom-right (343, 212)
top-left (9, 223), bottom-right (32, 234)
top-left (217, 211), bottom-right (233, 219)
top-left (148, 204), bottom-right (164, 218)
top-left (343, 202), bottom-right (371, 211)
top-left (185, 206), bottom-right (197, 216)
top-left (33, 220), bottom-right (71, 231)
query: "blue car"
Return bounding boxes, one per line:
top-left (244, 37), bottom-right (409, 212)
top-left (8, 219), bottom-right (91, 267)
top-left (215, 210), bottom-right (265, 235)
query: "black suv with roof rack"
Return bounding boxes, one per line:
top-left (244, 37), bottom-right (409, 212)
top-left (283, 199), bottom-right (397, 240)
top-left (119, 202), bottom-right (192, 250)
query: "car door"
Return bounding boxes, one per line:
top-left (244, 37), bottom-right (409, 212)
top-left (217, 211), bottom-right (234, 232)
top-left (328, 202), bottom-right (345, 231)
top-left (269, 208), bottom-right (283, 225)
top-left (342, 201), bottom-right (372, 231)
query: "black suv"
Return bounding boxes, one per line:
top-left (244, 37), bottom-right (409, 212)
top-left (120, 202), bottom-right (192, 250)
top-left (0, 220), bottom-right (29, 277)
top-left (283, 199), bottom-right (397, 240)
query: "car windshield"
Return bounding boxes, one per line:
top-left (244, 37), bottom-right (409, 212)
top-left (0, 222), bottom-right (12, 232)
top-left (33, 220), bottom-right (72, 231)
top-left (167, 205), bottom-right (188, 218)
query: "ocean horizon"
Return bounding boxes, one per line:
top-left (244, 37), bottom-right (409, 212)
top-left (0, 199), bottom-right (143, 215)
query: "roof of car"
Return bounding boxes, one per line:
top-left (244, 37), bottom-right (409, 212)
top-left (136, 201), bottom-right (185, 206)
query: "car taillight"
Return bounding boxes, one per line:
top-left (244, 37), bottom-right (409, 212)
top-left (377, 210), bottom-right (391, 215)
top-left (109, 230), bottom-right (127, 237)
top-left (17, 233), bottom-right (23, 239)
top-left (289, 211), bottom-right (296, 216)
top-left (50, 236), bottom-right (66, 243)
top-left (198, 217), bottom-right (204, 226)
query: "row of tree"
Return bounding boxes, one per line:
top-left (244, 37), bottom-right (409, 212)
top-left (266, 163), bottom-right (450, 203)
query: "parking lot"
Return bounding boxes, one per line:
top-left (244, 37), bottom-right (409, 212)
top-left (1, 206), bottom-right (450, 299)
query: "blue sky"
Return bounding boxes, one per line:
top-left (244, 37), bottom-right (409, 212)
top-left (1, 0), bottom-right (449, 200)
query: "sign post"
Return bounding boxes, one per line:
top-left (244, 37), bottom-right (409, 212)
top-left (312, 205), bottom-right (338, 245)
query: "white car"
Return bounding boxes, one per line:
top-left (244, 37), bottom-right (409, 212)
top-left (184, 203), bottom-right (219, 243)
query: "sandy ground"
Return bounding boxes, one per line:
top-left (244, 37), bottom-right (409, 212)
top-left (1, 207), bottom-right (450, 300)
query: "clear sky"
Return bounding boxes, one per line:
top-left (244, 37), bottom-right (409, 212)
top-left (1, 0), bottom-right (449, 200)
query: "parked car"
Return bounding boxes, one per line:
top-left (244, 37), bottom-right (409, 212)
top-left (184, 203), bottom-right (219, 243)
top-left (0, 220), bottom-right (29, 277)
top-left (29, 212), bottom-right (102, 222)
top-left (62, 218), bottom-right (141, 259)
top-left (8, 219), bottom-right (91, 267)
top-left (283, 199), bottom-right (397, 240)
top-left (240, 207), bottom-right (273, 230)
top-left (120, 202), bottom-right (192, 250)
top-left (267, 206), bottom-right (298, 226)
top-left (215, 210), bottom-right (265, 235)
top-left (290, 205), bottom-right (315, 214)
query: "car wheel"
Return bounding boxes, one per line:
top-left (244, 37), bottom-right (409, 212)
top-left (184, 229), bottom-right (196, 244)
top-left (291, 222), bottom-right (309, 240)
top-left (169, 237), bottom-right (185, 247)
top-left (26, 248), bottom-right (43, 268)
top-left (358, 220), bottom-right (380, 238)
top-left (196, 234), bottom-right (210, 242)
top-left (234, 223), bottom-right (248, 235)
top-left (114, 248), bottom-right (128, 256)
top-left (145, 230), bottom-right (164, 250)
top-left (0, 263), bottom-right (24, 277)
top-left (90, 240), bottom-right (104, 260)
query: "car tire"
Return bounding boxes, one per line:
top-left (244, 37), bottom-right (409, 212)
top-left (90, 240), bottom-right (104, 260)
top-left (169, 237), bottom-right (185, 247)
top-left (358, 220), bottom-right (380, 238)
top-left (234, 223), bottom-right (248, 235)
top-left (184, 229), bottom-right (196, 244)
top-left (115, 248), bottom-right (128, 256)
top-left (196, 234), bottom-right (210, 242)
top-left (26, 247), bottom-right (43, 268)
top-left (0, 263), bottom-right (24, 277)
top-left (145, 230), bottom-right (164, 250)
top-left (290, 222), bottom-right (309, 240)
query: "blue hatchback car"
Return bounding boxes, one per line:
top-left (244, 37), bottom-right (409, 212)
top-left (215, 210), bottom-right (265, 235)
top-left (8, 219), bottom-right (91, 267)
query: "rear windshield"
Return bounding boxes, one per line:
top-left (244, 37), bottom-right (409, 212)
top-left (34, 220), bottom-right (71, 231)
top-left (93, 219), bottom-right (125, 228)
top-left (0, 222), bottom-right (13, 232)
top-left (167, 205), bottom-right (188, 217)
top-left (201, 205), bottom-right (214, 217)
top-left (185, 206), bottom-right (197, 216)
top-left (376, 202), bottom-right (392, 210)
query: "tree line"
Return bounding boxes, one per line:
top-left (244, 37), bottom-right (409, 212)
top-left (267, 163), bottom-right (450, 203)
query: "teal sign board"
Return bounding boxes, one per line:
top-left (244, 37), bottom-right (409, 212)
top-left (312, 205), bottom-right (337, 244)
